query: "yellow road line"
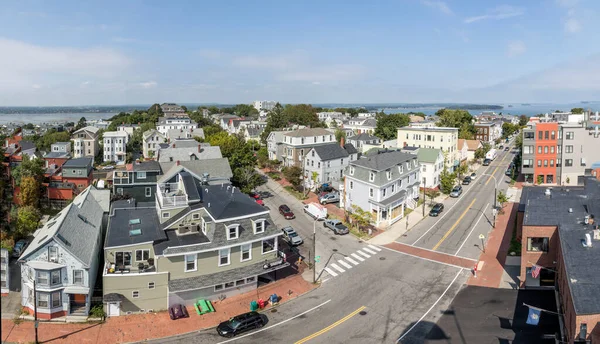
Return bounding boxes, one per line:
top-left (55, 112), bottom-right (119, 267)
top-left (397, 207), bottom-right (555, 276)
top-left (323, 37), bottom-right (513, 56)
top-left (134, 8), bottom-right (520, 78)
top-left (294, 306), bottom-right (366, 344)
top-left (432, 198), bottom-right (476, 251)
top-left (484, 150), bottom-right (511, 185)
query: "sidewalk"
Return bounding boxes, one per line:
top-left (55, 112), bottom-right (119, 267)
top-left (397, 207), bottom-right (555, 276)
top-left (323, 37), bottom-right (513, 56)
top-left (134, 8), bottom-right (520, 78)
top-left (467, 202), bottom-right (518, 288)
top-left (1, 274), bottom-right (316, 344)
top-left (368, 194), bottom-right (447, 245)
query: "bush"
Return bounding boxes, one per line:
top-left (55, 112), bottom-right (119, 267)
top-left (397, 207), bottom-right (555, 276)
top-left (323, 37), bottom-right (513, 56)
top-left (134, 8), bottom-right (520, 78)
top-left (89, 303), bottom-right (105, 319)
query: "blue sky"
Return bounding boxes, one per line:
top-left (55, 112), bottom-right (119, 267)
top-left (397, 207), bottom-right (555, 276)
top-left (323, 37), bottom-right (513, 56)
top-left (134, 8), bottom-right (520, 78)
top-left (0, 0), bottom-right (599, 106)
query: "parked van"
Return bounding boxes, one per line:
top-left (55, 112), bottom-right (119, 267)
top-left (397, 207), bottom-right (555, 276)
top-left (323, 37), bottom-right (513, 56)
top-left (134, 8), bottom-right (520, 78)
top-left (303, 202), bottom-right (328, 220)
top-left (486, 149), bottom-right (498, 161)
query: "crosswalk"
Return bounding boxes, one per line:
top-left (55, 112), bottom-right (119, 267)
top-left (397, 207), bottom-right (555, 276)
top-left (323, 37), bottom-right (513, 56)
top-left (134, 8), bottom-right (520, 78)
top-left (319, 245), bottom-right (382, 280)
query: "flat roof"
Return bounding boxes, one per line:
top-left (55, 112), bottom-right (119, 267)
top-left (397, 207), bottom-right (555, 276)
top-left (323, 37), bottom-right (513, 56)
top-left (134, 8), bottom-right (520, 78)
top-left (105, 201), bottom-right (167, 248)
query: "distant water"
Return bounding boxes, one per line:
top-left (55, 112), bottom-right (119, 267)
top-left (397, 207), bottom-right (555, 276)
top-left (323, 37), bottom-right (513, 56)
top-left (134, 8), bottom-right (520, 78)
top-left (0, 112), bottom-right (116, 125)
top-left (382, 102), bottom-right (599, 117)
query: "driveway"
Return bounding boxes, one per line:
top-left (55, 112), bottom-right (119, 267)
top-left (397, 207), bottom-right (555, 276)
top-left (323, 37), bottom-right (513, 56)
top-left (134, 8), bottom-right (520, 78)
top-left (1, 258), bottom-right (22, 319)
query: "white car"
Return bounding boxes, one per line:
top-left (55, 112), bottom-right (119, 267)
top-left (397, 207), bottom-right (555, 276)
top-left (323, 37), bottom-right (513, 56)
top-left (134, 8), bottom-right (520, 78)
top-left (470, 172), bottom-right (476, 180)
top-left (281, 227), bottom-right (303, 246)
top-left (102, 165), bottom-right (115, 170)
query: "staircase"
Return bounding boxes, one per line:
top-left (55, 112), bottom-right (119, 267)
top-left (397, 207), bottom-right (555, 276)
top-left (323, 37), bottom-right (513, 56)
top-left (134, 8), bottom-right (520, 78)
top-left (405, 198), bottom-right (417, 210)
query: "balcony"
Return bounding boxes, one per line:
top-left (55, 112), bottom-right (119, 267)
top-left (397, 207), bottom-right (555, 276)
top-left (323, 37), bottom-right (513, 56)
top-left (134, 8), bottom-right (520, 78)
top-left (104, 260), bottom-right (156, 275)
top-left (157, 183), bottom-right (188, 208)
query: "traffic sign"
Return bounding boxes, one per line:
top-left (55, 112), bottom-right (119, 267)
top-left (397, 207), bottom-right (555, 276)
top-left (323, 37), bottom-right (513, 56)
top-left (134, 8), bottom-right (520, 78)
top-left (479, 234), bottom-right (485, 240)
top-left (314, 256), bottom-right (321, 263)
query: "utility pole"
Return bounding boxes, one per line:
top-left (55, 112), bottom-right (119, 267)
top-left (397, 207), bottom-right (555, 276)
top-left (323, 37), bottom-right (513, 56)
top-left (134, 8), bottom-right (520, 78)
top-left (34, 279), bottom-right (39, 344)
top-left (422, 186), bottom-right (425, 217)
top-left (313, 219), bottom-right (317, 284)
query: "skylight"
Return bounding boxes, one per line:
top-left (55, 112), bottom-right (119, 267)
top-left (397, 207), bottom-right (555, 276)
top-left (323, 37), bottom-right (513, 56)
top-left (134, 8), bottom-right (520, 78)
top-left (129, 219), bottom-right (141, 225)
top-left (129, 229), bottom-right (142, 236)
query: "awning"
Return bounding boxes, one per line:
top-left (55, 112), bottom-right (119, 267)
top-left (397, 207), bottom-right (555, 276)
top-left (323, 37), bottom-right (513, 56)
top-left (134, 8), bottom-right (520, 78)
top-left (63, 286), bottom-right (90, 294)
top-left (103, 293), bottom-right (124, 302)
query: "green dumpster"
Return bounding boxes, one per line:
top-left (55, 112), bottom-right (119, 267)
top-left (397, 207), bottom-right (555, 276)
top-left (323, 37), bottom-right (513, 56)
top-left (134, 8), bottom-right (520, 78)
top-left (250, 300), bottom-right (258, 311)
top-left (194, 299), bottom-right (215, 315)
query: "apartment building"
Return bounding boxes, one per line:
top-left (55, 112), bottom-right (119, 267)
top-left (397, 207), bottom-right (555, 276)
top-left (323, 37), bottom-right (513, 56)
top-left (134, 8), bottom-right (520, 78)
top-left (252, 100), bottom-right (277, 112)
top-left (142, 129), bottom-right (166, 159)
top-left (397, 126), bottom-right (459, 171)
top-left (474, 122), bottom-right (501, 144)
top-left (521, 112), bottom-right (600, 185)
top-left (102, 172), bottom-right (285, 316)
top-left (517, 180), bottom-right (600, 343)
top-left (343, 118), bottom-right (376, 135)
top-left (347, 133), bottom-right (381, 153)
top-left (344, 150), bottom-right (420, 228)
top-left (103, 131), bottom-right (129, 163)
top-left (117, 124), bottom-right (140, 138)
top-left (157, 117), bottom-right (198, 136)
top-left (70, 126), bottom-right (99, 159)
top-left (304, 141), bottom-right (358, 189)
top-left (269, 128), bottom-right (337, 167)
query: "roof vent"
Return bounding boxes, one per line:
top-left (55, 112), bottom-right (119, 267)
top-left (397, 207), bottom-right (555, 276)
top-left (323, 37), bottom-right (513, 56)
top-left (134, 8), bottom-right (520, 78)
top-left (544, 188), bottom-right (551, 196)
top-left (569, 208), bottom-right (573, 213)
top-left (232, 186), bottom-right (236, 193)
top-left (208, 202), bottom-right (210, 207)
top-left (582, 233), bottom-right (592, 247)
top-left (593, 229), bottom-right (600, 240)
top-left (584, 215), bottom-right (590, 225)
top-left (77, 214), bottom-right (88, 223)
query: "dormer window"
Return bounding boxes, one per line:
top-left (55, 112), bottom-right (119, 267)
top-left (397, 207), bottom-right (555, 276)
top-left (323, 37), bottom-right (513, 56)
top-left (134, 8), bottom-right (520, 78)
top-left (253, 219), bottom-right (266, 234)
top-left (413, 159), bottom-right (417, 167)
top-left (349, 166), bottom-right (354, 175)
top-left (227, 224), bottom-right (239, 240)
top-left (369, 172), bottom-right (375, 182)
top-left (399, 165), bottom-right (403, 173)
top-left (386, 170), bottom-right (391, 180)
top-left (406, 162), bottom-right (411, 170)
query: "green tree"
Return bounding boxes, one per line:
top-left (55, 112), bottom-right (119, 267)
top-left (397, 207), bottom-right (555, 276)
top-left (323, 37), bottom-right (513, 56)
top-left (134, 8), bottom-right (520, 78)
top-left (256, 146), bottom-right (269, 168)
top-left (11, 155), bottom-right (45, 185)
top-left (233, 166), bottom-right (265, 193)
top-left (456, 164), bottom-right (469, 182)
top-left (33, 129), bottom-right (71, 152)
top-left (349, 205), bottom-right (372, 233)
top-left (16, 206), bottom-right (41, 237)
top-left (335, 128), bottom-right (346, 144)
top-left (374, 113), bottom-right (410, 140)
top-left (75, 117), bottom-right (87, 131)
top-left (518, 115), bottom-right (528, 126)
top-left (439, 168), bottom-right (456, 194)
top-left (435, 109), bottom-right (475, 139)
top-left (571, 108), bottom-right (584, 114)
top-left (515, 132), bottom-right (523, 150)
top-left (20, 176), bottom-right (40, 207)
top-left (425, 189), bottom-right (441, 205)
top-left (23, 123), bottom-right (35, 130)
top-left (261, 103), bottom-right (287, 144)
top-left (234, 104), bottom-right (260, 119)
top-left (282, 166), bottom-right (302, 187)
top-left (502, 122), bottom-right (517, 138)
top-left (0, 231), bottom-right (14, 254)
top-left (497, 190), bottom-right (510, 209)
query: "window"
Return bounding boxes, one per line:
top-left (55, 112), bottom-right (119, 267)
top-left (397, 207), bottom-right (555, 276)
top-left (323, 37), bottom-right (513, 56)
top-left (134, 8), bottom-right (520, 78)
top-left (317, 162), bottom-right (320, 168)
top-left (254, 220), bottom-right (265, 234)
top-left (73, 270), bottom-right (83, 285)
top-left (537, 146), bottom-right (542, 154)
top-left (312, 151), bottom-right (315, 157)
top-left (544, 146), bottom-right (548, 154)
top-left (246, 276), bottom-right (256, 283)
top-left (550, 146), bottom-right (555, 154)
top-left (201, 218), bottom-right (207, 235)
top-left (523, 145), bottom-right (533, 154)
top-left (214, 284), bottom-right (223, 292)
top-left (399, 165), bottom-right (403, 173)
top-left (550, 160), bottom-right (554, 167)
top-left (386, 170), bottom-right (392, 180)
top-left (52, 291), bottom-right (61, 308)
top-left (537, 160), bottom-right (542, 167)
top-left (349, 166), bottom-right (354, 175)
top-left (544, 160), bottom-right (548, 167)
top-left (538, 131), bottom-right (543, 140)
top-left (162, 212), bottom-right (170, 218)
top-left (192, 213), bottom-right (200, 220)
top-left (38, 293), bottom-right (49, 308)
top-left (369, 172), bottom-right (375, 182)
top-left (391, 184), bottom-right (395, 193)
top-left (132, 291), bottom-right (139, 298)
top-left (557, 145), bottom-right (562, 154)
top-left (185, 254), bottom-right (197, 272)
top-left (262, 238), bottom-right (276, 254)
top-left (369, 188), bottom-right (374, 198)
top-left (565, 131), bottom-right (574, 140)
top-left (382, 188), bottom-right (387, 197)
top-left (527, 237), bottom-right (549, 252)
top-left (241, 244), bottom-right (252, 262)
top-left (565, 159), bottom-right (573, 167)
top-left (523, 159), bottom-right (533, 168)
top-left (115, 252), bottom-right (132, 266)
top-left (349, 181), bottom-right (353, 190)
top-left (219, 248), bottom-right (230, 266)
top-left (148, 282), bottom-right (155, 289)
top-left (544, 131), bottom-right (549, 140)
top-left (551, 131), bottom-right (555, 140)
top-left (581, 157), bottom-right (586, 166)
top-left (51, 270), bottom-right (61, 285)
top-left (145, 187), bottom-right (151, 197)
top-left (48, 246), bottom-right (58, 261)
top-left (227, 225), bottom-right (239, 240)
top-left (136, 250), bottom-right (150, 262)
top-left (565, 145), bottom-right (573, 153)
top-left (36, 271), bottom-right (49, 286)
top-left (224, 281), bottom-right (235, 288)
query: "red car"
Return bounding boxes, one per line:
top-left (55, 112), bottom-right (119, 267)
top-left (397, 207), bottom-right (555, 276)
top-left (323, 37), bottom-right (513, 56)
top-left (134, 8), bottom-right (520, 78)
top-left (249, 192), bottom-right (264, 206)
top-left (279, 204), bottom-right (295, 219)
top-left (169, 304), bottom-right (189, 320)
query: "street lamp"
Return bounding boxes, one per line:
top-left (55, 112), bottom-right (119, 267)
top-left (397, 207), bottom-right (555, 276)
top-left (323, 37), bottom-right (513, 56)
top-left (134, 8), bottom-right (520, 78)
top-left (480, 173), bottom-right (499, 210)
top-left (315, 249), bottom-right (349, 283)
top-left (313, 217), bottom-right (320, 284)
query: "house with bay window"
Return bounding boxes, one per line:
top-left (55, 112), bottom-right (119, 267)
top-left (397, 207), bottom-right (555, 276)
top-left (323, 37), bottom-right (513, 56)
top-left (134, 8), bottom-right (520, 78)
top-left (18, 186), bottom-right (110, 319)
top-left (102, 170), bottom-right (285, 316)
top-left (344, 150), bottom-right (420, 228)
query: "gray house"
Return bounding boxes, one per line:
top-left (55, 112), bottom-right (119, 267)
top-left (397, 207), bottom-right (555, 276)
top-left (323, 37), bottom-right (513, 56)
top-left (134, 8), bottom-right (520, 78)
top-left (102, 173), bottom-right (286, 316)
top-left (304, 142), bottom-right (358, 189)
top-left (347, 133), bottom-right (381, 153)
top-left (344, 150), bottom-right (420, 228)
top-left (112, 161), bottom-right (162, 200)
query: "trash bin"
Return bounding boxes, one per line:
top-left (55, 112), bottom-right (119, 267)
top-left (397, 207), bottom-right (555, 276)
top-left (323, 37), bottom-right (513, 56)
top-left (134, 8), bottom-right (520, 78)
top-left (258, 299), bottom-right (265, 309)
top-left (270, 294), bottom-right (279, 304)
top-left (250, 300), bottom-right (258, 311)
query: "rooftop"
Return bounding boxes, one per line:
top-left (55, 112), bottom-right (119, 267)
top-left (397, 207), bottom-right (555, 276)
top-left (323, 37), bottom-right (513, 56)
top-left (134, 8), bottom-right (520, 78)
top-left (63, 157), bottom-right (93, 168)
top-left (132, 160), bottom-right (161, 172)
top-left (312, 143), bottom-right (350, 161)
top-left (417, 147), bottom-right (442, 163)
top-left (105, 200), bottom-right (167, 248)
top-left (351, 150), bottom-right (416, 171)
top-left (347, 133), bottom-right (379, 141)
top-left (398, 126), bottom-right (458, 132)
top-left (283, 128), bottom-right (333, 137)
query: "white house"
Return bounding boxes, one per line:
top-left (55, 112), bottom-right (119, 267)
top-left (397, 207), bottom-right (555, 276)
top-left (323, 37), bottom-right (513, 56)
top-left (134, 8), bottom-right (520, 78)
top-left (343, 118), bottom-right (377, 135)
top-left (157, 117), bottom-right (198, 136)
top-left (397, 126), bottom-right (459, 172)
top-left (347, 133), bottom-right (382, 153)
top-left (304, 142), bottom-right (358, 190)
top-left (18, 186), bottom-right (110, 319)
top-left (166, 128), bottom-right (205, 142)
top-left (415, 148), bottom-right (444, 189)
top-left (142, 129), bottom-right (166, 159)
top-left (103, 131), bottom-right (129, 163)
top-left (117, 124), bottom-right (140, 138)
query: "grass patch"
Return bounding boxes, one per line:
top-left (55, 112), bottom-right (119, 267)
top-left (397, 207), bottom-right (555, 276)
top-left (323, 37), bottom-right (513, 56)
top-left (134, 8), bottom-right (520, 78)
top-left (267, 172), bottom-right (281, 180)
top-left (349, 226), bottom-right (371, 239)
top-left (284, 186), bottom-right (307, 200)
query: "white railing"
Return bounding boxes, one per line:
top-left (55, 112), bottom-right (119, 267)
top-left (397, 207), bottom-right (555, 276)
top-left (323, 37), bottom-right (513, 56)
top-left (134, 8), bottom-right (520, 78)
top-left (157, 183), bottom-right (188, 208)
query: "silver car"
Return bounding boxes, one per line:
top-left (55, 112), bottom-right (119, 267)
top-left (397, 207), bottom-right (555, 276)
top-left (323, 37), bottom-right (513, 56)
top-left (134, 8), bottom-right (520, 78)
top-left (323, 219), bottom-right (349, 235)
top-left (449, 185), bottom-right (463, 198)
top-left (282, 226), bottom-right (303, 246)
top-left (319, 193), bottom-right (340, 204)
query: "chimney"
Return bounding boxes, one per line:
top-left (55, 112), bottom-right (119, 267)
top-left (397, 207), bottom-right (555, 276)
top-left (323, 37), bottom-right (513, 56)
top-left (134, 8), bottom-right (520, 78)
top-left (198, 144), bottom-right (201, 153)
top-left (176, 160), bottom-right (180, 166)
top-left (340, 136), bottom-right (345, 148)
top-left (172, 143), bottom-right (176, 148)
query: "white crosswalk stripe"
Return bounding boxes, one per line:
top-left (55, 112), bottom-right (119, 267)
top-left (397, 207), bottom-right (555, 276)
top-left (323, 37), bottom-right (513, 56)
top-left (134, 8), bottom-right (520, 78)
top-left (338, 259), bottom-right (352, 269)
top-left (351, 253), bottom-right (365, 262)
top-left (324, 267), bottom-right (338, 277)
top-left (362, 247), bottom-right (377, 255)
top-left (357, 250), bottom-right (371, 258)
top-left (367, 244), bottom-right (382, 252)
top-left (345, 256), bottom-right (359, 265)
top-left (331, 263), bottom-right (345, 273)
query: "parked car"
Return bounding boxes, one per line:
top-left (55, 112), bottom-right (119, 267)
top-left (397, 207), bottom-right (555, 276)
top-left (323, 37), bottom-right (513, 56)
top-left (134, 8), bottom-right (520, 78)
top-left (12, 239), bottom-right (28, 258)
top-left (323, 219), bottom-right (349, 235)
top-left (462, 176), bottom-right (471, 185)
top-left (216, 311), bottom-right (267, 338)
top-left (482, 159), bottom-right (491, 166)
top-left (470, 172), bottom-right (477, 180)
top-left (248, 192), bottom-right (264, 206)
top-left (101, 165), bottom-right (115, 170)
top-left (504, 146), bottom-right (510, 151)
top-left (282, 226), bottom-right (303, 246)
top-left (449, 185), bottom-right (463, 198)
top-left (304, 202), bottom-right (327, 220)
top-left (499, 145), bottom-right (504, 149)
top-left (319, 192), bottom-right (340, 204)
top-left (168, 304), bottom-right (189, 320)
top-left (316, 183), bottom-right (333, 194)
top-left (278, 204), bottom-right (295, 219)
top-left (429, 203), bottom-right (444, 217)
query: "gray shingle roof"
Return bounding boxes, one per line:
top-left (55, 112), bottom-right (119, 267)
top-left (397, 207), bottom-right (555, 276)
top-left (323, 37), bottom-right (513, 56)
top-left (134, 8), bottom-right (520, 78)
top-left (63, 157), bottom-right (93, 168)
top-left (201, 185), bottom-right (268, 220)
top-left (158, 159), bottom-right (233, 184)
top-left (158, 144), bottom-right (222, 163)
top-left (283, 128), bottom-right (333, 137)
top-left (20, 141), bottom-right (36, 151)
top-left (312, 143), bottom-right (349, 161)
top-left (344, 143), bottom-right (358, 155)
top-left (347, 133), bottom-right (379, 141)
top-left (351, 150), bottom-right (416, 171)
top-left (132, 160), bottom-right (161, 172)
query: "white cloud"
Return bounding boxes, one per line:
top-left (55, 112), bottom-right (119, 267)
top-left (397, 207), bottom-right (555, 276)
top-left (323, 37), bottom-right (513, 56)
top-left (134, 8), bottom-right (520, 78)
top-left (421, 1), bottom-right (453, 15)
top-left (507, 40), bottom-right (526, 57)
top-left (564, 18), bottom-right (582, 33)
top-left (138, 81), bottom-right (157, 89)
top-left (464, 5), bottom-right (525, 24)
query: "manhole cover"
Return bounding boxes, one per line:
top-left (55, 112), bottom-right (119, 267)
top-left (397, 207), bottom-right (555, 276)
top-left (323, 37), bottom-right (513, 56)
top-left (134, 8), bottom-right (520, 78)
top-left (271, 309), bottom-right (278, 313)
top-left (359, 311), bottom-right (367, 316)
top-left (358, 240), bottom-right (363, 243)
top-left (379, 257), bottom-right (386, 261)
top-left (329, 237), bottom-right (337, 240)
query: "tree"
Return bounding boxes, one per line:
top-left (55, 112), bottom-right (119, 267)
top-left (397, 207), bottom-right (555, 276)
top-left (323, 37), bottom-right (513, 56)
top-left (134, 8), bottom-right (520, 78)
top-left (497, 191), bottom-right (510, 209)
top-left (335, 128), bottom-right (346, 144)
top-left (0, 231), bottom-right (14, 254)
top-left (474, 143), bottom-right (491, 160)
top-left (20, 176), bottom-right (40, 207)
top-left (518, 115), bottom-right (528, 126)
top-left (502, 122), bottom-right (518, 138)
top-left (374, 113), bottom-right (410, 140)
top-left (439, 168), bottom-right (456, 194)
top-left (233, 104), bottom-right (260, 119)
top-left (23, 123), bottom-right (35, 130)
top-left (233, 166), bottom-right (264, 193)
top-left (282, 166), bottom-right (302, 187)
top-left (256, 146), bottom-right (269, 168)
top-left (435, 109), bottom-right (475, 139)
top-left (571, 108), bottom-right (584, 114)
top-left (33, 129), bottom-right (71, 152)
top-left (425, 189), bottom-right (441, 205)
top-left (261, 103), bottom-right (286, 144)
top-left (349, 205), bottom-right (372, 233)
top-left (456, 164), bottom-right (469, 182)
top-left (515, 132), bottom-right (523, 150)
top-left (75, 117), bottom-right (87, 131)
top-left (11, 155), bottom-right (45, 185)
top-left (16, 206), bottom-right (41, 238)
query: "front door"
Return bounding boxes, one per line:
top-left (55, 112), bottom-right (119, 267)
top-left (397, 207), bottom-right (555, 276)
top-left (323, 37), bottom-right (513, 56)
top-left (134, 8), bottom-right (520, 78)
top-left (108, 302), bottom-right (120, 317)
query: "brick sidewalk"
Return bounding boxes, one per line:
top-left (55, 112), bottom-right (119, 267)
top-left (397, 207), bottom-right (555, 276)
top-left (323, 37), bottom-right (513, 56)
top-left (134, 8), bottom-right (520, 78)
top-left (1, 274), bottom-right (316, 344)
top-left (467, 202), bottom-right (516, 288)
top-left (383, 242), bottom-right (476, 269)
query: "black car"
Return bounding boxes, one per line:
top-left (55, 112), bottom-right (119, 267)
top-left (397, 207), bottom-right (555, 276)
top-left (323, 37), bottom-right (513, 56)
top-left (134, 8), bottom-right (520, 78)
top-left (217, 311), bottom-right (267, 337)
top-left (429, 203), bottom-right (444, 217)
top-left (504, 146), bottom-right (510, 151)
top-left (482, 159), bottom-right (491, 166)
top-left (462, 176), bottom-right (471, 185)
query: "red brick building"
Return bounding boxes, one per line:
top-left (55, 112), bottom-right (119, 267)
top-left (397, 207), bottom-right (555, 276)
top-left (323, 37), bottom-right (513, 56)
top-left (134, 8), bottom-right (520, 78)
top-left (519, 180), bottom-right (600, 343)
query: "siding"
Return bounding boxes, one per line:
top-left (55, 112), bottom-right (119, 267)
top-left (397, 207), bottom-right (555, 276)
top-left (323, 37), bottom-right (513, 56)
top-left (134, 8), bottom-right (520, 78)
top-left (169, 280), bottom-right (256, 306)
top-left (103, 272), bottom-right (169, 314)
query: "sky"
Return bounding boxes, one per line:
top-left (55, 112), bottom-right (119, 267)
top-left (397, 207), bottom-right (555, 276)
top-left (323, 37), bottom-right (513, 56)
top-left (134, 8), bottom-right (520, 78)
top-left (0, 0), bottom-right (599, 106)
